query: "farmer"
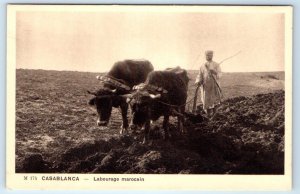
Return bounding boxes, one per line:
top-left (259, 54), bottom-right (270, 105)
top-left (195, 50), bottom-right (222, 118)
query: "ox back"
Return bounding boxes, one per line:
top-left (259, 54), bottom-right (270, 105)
top-left (107, 60), bottom-right (154, 90)
top-left (165, 66), bottom-right (189, 90)
top-left (145, 70), bottom-right (188, 120)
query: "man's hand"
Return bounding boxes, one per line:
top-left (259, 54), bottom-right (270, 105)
top-left (210, 69), bottom-right (217, 75)
top-left (195, 81), bottom-right (201, 87)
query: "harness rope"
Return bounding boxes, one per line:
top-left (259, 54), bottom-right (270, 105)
top-left (157, 97), bottom-right (195, 108)
top-left (97, 75), bottom-right (131, 91)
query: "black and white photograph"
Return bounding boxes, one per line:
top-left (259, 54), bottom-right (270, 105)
top-left (6, 5), bottom-right (292, 190)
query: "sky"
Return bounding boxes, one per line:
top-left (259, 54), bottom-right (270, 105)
top-left (16, 9), bottom-right (285, 72)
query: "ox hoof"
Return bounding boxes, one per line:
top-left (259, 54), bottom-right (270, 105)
top-left (119, 129), bottom-right (127, 135)
top-left (119, 126), bottom-right (128, 135)
top-left (180, 128), bottom-right (188, 134)
top-left (148, 140), bottom-right (153, 146)
top-left (142, 138), bottom-right (153, 145)
top-left (142, 138), bottom-right (147, 145)
top-left (141, 141), bottom-right (153, 146)
top-left (162, 133), bottom-right (171, 140)
top-left (129, 124), bottom-right (138, 131)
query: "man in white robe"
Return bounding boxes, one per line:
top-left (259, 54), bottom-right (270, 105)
top-left (195, 50), bottom-right (222, 118)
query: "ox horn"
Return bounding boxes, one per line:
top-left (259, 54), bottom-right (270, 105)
top-left (87, 90), bottom-right (97, 96)
top-left (133, 83), bottom-right (146, 90)
top-left (149, 93), bottom-right (161, 99)
top-left (97, 75), bottom-right (131, 91)
top-left (111, 89), bottom-right (117, 93)
top-left (121, 94), bottom-right (133, 103)
top-left (121, 93), bottom-right (133, 98)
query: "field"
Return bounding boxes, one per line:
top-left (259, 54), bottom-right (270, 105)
top-left (16, 69), bottom-right (285, 174)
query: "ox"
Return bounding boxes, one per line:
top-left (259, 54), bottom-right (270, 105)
top-left (88, 59), bottom-right (154, 134)
top-left (125, 67), bottom-right (189, 143)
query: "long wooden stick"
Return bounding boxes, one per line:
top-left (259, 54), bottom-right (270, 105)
top-left (208, 68), bottom-right (224, 101)
top-left (219, 50), bottom-right (242, 65)
top-left (192, 84), bottom-right (200, 113)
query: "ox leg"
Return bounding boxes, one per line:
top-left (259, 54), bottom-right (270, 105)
top-left (179, 107), bottom-right (186, 134)
top-left (142, 120), bottom-right (151, 144)
top-left (173, 107), bottom-right (186, 134)
top-left (163, 115), bottom-right (170, 140)
top-left (178, 115), bottom-right (185, 134)
top-left (119, 103), bottom-right (129, 134)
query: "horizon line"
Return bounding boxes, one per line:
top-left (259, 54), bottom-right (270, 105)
top-left (16, 68), bottom-right (285, 74)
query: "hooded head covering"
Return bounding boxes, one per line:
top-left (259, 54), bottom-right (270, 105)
top-left (205, 50), bottom-right (214, 55)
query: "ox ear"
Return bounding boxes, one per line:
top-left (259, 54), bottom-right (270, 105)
top-left (87, 90), bottom-right (97, 96)
top-left (126, 98), bottom-right (132, 103)
top-left (96, 75), bottom-right (104, 80)
top-left (149, 93), bottom-right (161, 99)
top-left (88, 97), bottom-right (96, 106)
top-left (121, 94), bottom-right (133, 103)
top-left (121, 94), bottom-right (133, 98)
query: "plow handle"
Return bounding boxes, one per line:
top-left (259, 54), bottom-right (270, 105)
top-left (192, 84), bottom-right (200, 113)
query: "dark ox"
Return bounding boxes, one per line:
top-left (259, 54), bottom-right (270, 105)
top-left (125, 67), bottom-right (189, 143)
top-left (88, 59), bottom-right (154, 134)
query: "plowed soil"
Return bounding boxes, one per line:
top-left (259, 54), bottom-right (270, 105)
top-left (16, 69), bottom-right (285, 174)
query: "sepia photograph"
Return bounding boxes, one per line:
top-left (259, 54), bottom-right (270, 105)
top-left (6, 5), bottom-right (292, 190)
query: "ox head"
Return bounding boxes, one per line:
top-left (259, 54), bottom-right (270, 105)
top-left (88, 88), bottom-right (117, 126)
top-left (124, 84), bottom-right (165, 127)
top-left (88, 75), bottom-right (130, 127)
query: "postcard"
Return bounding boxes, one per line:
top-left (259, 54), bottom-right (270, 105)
top-left (6, 4), bottom-right (292, 190)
